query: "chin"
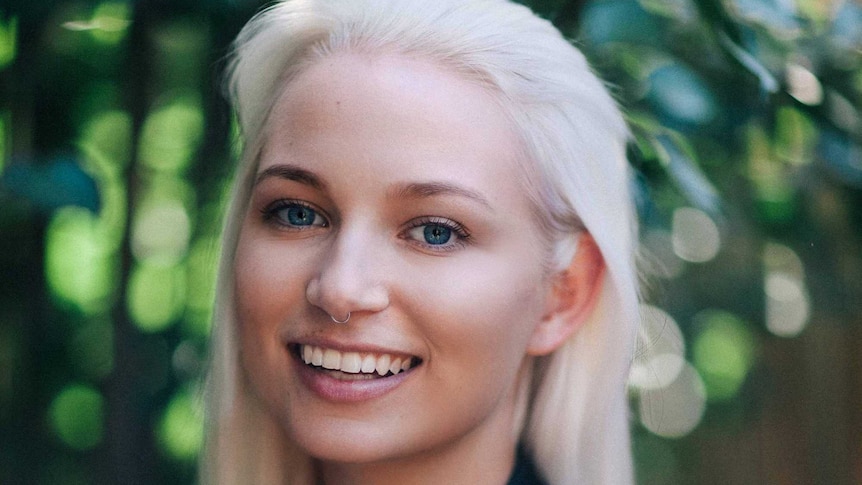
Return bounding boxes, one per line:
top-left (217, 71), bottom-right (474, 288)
top-left (287, 417), bottom-right (414, 464)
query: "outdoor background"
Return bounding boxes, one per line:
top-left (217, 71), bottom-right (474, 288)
top-left (0, 0), bottom-right (860, 483)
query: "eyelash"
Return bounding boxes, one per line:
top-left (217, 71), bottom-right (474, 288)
top-left (402, 216), bottom-right (471, 252)
top-left (260, 199), bottom-right (329, 230)
top-left (258, 200), bottom-right (471, 251)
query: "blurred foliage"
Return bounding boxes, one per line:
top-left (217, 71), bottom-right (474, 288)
top-left (0, 0), bottom-right (860, 484)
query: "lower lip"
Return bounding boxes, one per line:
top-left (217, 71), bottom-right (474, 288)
top-left (293, 352), bottom-right (417, 403)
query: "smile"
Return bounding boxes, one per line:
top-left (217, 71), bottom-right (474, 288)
top-left (294, 344), bottom-right (421, 378)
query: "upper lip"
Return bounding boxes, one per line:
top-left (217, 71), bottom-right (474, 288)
top-left (283, 335), bottom-right (421, 361)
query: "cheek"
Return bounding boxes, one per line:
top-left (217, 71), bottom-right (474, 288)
top-left (393, 256), bottom-right (548, 447)
top-left (413, 250), bottom-right (549, 382)
top-left (233, 231), bottom-right (276, 376)
top-left (234, 231), bottom-right (280, 331)
top-left (232, 226), bottom-right (309, 402)
top-left (233, 226), bottom-right (315, 323)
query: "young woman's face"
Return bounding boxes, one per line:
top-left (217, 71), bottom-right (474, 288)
top-left (234, 53), bottom-right (556, 466)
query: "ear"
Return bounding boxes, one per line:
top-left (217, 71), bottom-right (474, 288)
top-left (527, 232), bottom-right (606, 356)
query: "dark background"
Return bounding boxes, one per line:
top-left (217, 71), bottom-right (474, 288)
top-left (1, 0), bottom-right (860, 483)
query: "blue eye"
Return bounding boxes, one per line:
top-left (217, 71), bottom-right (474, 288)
top-left (404, 217), bottom-right (469, 251)
top-left (262, 200), bottom-right (328, 229)
top-left (286, 205), bottom-right (317, 226)
top-left (423, 224), bottom-right (452, 245)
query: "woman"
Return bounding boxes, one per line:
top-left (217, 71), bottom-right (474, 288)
top-left (203, 0), bottom-right (641, 483)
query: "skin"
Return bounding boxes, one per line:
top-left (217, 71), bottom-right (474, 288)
top-left (233, 52), bottom-right (604, 485)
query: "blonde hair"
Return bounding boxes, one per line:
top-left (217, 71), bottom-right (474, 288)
top-left (203, 1), bottom-right (640, 483)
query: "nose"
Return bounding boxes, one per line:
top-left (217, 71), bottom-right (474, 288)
top-left (305, 226), bottom-right (390, 322)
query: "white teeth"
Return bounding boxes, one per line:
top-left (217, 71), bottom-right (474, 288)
top-left (298, 345), bottom-right (417, 376)
top-left (390, 358), bottom-right (402, 375)
top-left (322, 349), bottom-right (341, 370)
top-left (376, 354), bottom-right (391, 376)
top-left (361, 354), bottom-right (377, 373)
top-left (341, 352), bottom-right (362, 373)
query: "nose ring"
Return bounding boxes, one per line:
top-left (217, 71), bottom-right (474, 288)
top-left (330, 312), bottom-right (351, 324)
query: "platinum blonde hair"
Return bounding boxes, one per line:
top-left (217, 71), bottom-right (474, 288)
top-left (203, 1), bottom-right (640, 483)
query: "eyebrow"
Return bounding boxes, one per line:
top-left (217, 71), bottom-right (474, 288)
top-left (254, 164), bottom-right (326, 190)
top-left (254, 164), bottom-right (492, 210)
top-left (390, 181), bottom-right (493, 211)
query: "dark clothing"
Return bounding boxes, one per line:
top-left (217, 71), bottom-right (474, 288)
top-left (506, 447), bottom-right (548, 485)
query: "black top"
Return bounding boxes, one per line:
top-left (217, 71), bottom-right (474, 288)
top-left (506, 447), bottom-right (548, 485)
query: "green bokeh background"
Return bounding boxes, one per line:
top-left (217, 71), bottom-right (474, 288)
top-left (0, 0), bottom-right (860, 483)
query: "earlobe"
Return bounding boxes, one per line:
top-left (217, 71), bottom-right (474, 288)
top-left (527, 232), bottom-right (606, 356)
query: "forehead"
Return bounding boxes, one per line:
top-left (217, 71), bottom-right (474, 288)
top-left (261, 53), bottom-right (527, 191)
top-left (269, 52), bottom-right (509, 136)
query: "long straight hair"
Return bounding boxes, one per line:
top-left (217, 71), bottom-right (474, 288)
top-left (203, 1), bottom-right (641, 483)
